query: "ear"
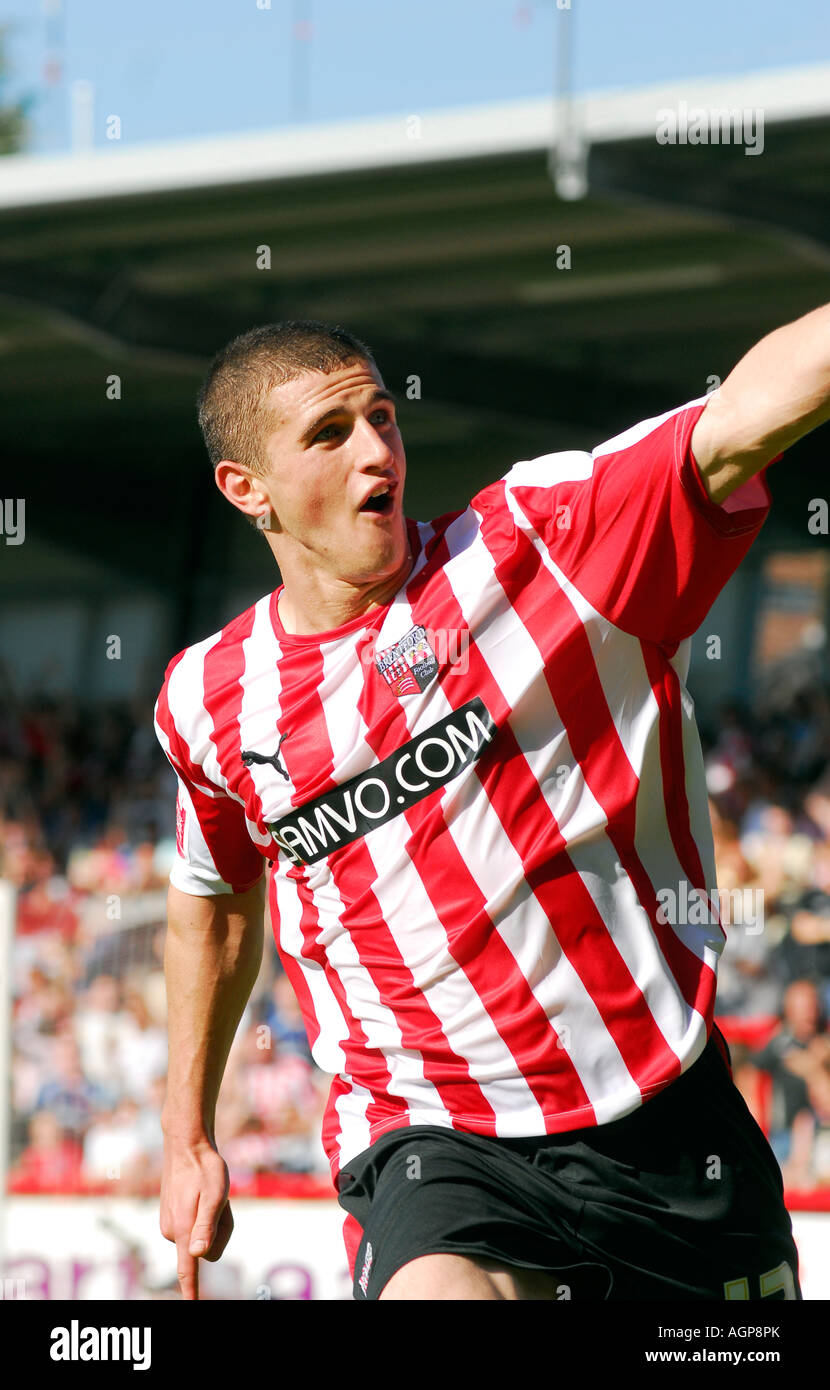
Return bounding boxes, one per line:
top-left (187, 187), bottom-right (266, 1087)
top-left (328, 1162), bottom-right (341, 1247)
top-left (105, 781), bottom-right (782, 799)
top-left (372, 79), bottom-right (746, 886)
top-left (214, 459), bottom-right (274, 528)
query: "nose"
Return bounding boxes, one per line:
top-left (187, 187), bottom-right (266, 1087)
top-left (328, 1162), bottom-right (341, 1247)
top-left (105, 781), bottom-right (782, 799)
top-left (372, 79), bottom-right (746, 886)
top-left (354, 414), bottom-right (399, 468)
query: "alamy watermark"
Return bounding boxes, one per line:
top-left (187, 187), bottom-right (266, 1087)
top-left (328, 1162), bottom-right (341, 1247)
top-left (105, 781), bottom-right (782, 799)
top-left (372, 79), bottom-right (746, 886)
top-left (656, 882), bottom-right (765, 934)
top-left (2, 498), bottom-right (24, 545)
top-left (656, 103), bottom-right (764, 156)
top-left (360, 625), bottom-right (470, 674)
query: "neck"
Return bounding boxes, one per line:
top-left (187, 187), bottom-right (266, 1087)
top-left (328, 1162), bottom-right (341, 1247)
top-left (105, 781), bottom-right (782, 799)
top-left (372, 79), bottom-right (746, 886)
top-left (273, 548), bottom-right (414, 636)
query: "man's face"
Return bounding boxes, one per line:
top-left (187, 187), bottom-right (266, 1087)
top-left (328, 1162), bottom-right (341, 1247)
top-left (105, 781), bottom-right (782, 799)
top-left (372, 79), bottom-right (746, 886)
top-left (258, 360), bottom-right (408, 587)
top-left (784, 982), bottom-right (820, 1039)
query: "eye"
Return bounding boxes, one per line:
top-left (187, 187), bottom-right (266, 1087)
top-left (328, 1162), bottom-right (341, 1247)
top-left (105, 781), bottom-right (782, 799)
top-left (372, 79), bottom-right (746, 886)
top-left (313, 408), bottom-right (393, 443)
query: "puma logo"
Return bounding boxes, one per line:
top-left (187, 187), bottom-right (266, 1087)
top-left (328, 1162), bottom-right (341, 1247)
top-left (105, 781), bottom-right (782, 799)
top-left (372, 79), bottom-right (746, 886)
top-left (240, 733), bottom-right (289, 781)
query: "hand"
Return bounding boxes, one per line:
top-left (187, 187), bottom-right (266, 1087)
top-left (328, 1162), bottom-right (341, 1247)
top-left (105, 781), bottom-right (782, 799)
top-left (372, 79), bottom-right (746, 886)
top-left (160, 1137), bottom-right (234, 1301)
top-left (781, 1047), bottom-right (813, 1079)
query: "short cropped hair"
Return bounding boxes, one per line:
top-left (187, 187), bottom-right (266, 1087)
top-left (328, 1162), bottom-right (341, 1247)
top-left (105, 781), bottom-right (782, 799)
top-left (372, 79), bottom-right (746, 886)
top-left (196, 320), bottom-right (378, 475)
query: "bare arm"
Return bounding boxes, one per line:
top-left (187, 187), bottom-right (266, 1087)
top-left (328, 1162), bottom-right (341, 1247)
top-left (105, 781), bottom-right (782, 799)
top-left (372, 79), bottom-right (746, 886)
top-left (160, 877), bottom-right (265, 1300)
top-left (691, 302), bottom-right (830, 503)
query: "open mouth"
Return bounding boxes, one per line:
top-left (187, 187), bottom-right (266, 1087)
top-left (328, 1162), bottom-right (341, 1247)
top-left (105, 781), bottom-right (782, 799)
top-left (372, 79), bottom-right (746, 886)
top-left (359, 485), bottom-right (394, 515)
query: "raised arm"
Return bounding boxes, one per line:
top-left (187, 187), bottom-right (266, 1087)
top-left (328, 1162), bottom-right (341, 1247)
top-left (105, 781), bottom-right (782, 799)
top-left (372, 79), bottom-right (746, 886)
top-left (691, 301), bottom-right (830, 504)
top-left (160, 877), bottom-right (265, 1301)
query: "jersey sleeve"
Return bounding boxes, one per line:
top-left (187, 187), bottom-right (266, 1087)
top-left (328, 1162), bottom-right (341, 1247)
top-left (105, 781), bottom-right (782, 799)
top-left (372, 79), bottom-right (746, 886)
top-left (154, 656), bottom-right (265, 897)
top-left (496, 397), bottom-right (773, 647)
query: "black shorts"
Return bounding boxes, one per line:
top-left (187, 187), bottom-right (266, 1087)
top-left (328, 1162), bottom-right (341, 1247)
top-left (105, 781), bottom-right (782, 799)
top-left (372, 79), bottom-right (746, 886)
top-left (336, 1031), bottom-right (802, 1300)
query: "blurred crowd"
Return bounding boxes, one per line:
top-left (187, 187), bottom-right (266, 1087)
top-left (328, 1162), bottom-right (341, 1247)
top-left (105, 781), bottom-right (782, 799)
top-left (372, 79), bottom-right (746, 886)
top-left (1, 694), bottom-right (329, 1196)
top-left (702, 681), bottom-right (830, 1191)
top-left (2, 680), bottom-right (830, 1196)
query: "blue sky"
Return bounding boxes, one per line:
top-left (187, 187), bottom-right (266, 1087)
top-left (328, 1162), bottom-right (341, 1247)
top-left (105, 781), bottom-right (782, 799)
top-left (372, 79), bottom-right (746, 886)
top-left (2, 0), bottom-right (829, 153)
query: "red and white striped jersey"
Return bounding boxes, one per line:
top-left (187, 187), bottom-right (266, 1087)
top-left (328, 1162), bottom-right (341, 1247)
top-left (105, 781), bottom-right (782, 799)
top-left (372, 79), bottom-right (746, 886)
top-left (154, 397), bottom-right (772, 1182)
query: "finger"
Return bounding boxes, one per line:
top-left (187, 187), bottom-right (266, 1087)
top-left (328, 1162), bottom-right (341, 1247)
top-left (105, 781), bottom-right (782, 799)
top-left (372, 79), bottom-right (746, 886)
top-left (203, 1201), bottom-right (234, 1263)
top-left (176, 1239), bottom-right (199, 1302)
top-left (189, 1188), bottom-right (223, 1258)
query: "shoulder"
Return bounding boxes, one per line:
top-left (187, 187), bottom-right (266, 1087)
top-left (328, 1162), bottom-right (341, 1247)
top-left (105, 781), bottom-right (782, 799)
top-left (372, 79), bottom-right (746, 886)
top-left (160, 591), bottom-right (274, 692)
top-left (155, 591), bottom-right (275, 749)
top-left (498, 449), bottom-right (594, 496)
top-left (445, 452), bottom-right (596, 550)
top-left (502, 400), bottom-right (712, 495)
top-left (415, 451), bottom-right (598, 570)
top-left (590, 397), bottom-right (709, 462)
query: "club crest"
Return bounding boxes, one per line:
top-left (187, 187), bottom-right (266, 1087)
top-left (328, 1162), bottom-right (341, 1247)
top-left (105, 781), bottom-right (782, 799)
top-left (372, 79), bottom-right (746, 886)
top-left (375, 624), bottom-right (439, 697)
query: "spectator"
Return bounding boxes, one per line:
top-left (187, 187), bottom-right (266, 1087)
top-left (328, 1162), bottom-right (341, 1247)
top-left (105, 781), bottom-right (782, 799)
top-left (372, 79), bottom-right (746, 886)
top-left (34, 1034), bottom-right (116, 1136)
top-left (118, 990), bottom-right (168, 1100)
top-left (752, 980), bottom-right (827, 1164)
top-left (264, 971), bottom-right (313, 1059)
top-left (713, 813), bottom-right (781, 1018)
top-left (774, 844), bottom-right (830, 1013)
top-left (82, 1097), bottom-right (156, 1193)
top-left (9, 1111), bottom-right (84, 1193)
top-left (235, 1022), bottom-right (319, 1131)
top-left (73, 973), bottom-right (132, 1095)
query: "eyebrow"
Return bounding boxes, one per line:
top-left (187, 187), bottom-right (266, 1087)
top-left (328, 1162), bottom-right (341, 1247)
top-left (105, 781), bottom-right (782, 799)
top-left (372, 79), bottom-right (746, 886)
top-left (298, 388), bottom-right (398, 445)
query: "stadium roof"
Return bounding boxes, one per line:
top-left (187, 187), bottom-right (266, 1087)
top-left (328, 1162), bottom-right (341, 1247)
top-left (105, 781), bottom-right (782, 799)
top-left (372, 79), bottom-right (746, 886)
top-left (2, 62), bottom-right (830, 209)
top-left (1, 62), bottom-right (829, 649)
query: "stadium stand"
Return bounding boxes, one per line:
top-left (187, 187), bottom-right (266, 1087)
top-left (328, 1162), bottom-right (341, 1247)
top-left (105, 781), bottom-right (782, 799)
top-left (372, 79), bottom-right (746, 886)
top-left (3, 677), bottom-right (829, 1199)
